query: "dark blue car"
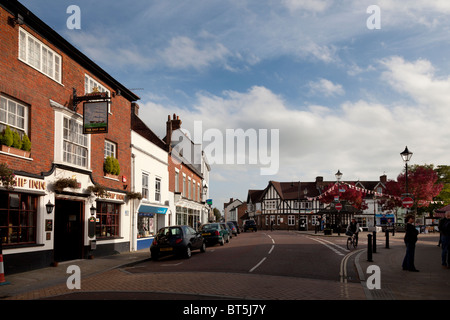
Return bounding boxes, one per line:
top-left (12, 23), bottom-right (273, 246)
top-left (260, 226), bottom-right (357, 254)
top-left (150, 225), bottom-right (206, 260)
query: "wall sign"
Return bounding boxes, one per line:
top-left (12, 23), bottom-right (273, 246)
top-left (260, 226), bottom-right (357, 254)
top-left (83, 101), bottom-right (109, 134)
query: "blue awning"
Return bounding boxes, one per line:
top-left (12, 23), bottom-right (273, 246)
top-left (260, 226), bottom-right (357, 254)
top-left (376, 214), bottom-right (395, 218)
top-left (138, 205), bottom-right (168, 216)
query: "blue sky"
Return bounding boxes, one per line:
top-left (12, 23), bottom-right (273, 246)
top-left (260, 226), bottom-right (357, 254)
top-left (20, 0), bottom-right (450, 209)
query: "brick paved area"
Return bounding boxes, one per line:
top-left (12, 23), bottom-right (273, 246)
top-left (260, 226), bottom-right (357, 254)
top-left (4, 269), bottom-right (366, 300)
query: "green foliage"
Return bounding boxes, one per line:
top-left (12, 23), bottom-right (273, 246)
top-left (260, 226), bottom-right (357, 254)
top-left (104, 156), bottom-right (120, 175)
top-left (0, 162), bottom-right (15, 190)
top-left (53, 178), bottom-right (80, 192)
top-left (1, 126), bottom-right (13, 147)
top-left (21, 133), bottom-right (31, 151)
top-left (12, 130), bottom-right (22, 149)
top-left (0, 127), bottom-right (31, 152)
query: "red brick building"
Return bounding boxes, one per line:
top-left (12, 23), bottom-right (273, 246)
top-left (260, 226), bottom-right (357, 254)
top-left (165, 114), bottom-right (210, 228)
top-left (0, 1), bottom-right (139, 273)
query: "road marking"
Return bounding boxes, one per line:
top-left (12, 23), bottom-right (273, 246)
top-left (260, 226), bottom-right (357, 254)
top-left (249, 257), bottom-right (267, 273)
top-left (161, 262), bottom-right (183, 267)
top-left (340, 249), bottom-right (364, 283)
top-left (307, 236), bottom-right (346, 256)
top-left (249, 233), bottom-right (275, 272)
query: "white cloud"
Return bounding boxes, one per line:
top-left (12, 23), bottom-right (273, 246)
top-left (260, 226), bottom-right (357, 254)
top-left (380, 56), bottom-right (450, 114)
top-left (281, 0), bottom-right (332, 12)
top-left (159, 36), bottom-right (231, 70)
top-left (140, 56), bottom-right (450, 187)
top-left (309, 78), bottom-right (345, 96)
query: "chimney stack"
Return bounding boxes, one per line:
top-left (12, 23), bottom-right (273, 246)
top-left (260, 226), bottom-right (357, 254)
top-left (166, 113), bottom-right (183, 152)
top-left (131, 102), bottom-right (139, 116)
top-left (171, 113), bottom-right (182, 131)
top-left (380, 174), bottom-right (387, 183)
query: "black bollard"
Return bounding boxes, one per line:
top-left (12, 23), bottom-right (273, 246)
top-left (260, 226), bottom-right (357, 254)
top-left (372, 231), bottom-right (377, 253)
top-left (367, 234), bottom-right (373, 262)
top-left (385, 230), bottom-right (390, 249)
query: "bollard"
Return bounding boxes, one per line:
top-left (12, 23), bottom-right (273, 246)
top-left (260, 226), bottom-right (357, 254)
top-left (372, 231), bottom-right (377, 253)
top-left (385, 230), bottom-right (390, 249)
top-left (367, 234), bottom-right (373, 262)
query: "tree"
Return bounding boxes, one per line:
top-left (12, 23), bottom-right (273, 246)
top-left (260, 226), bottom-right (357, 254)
top-left (212, 207), bottom-right (222, 222)
top-left (318, 182), bottom-right (368, 211)
top-left (435, 165), bottom-right (450, 205)
top-left (381, 165), bottom-right (443, 214)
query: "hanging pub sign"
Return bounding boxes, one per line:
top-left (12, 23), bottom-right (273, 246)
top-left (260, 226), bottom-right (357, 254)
top-left (83, 101), bottom-right (109, 134)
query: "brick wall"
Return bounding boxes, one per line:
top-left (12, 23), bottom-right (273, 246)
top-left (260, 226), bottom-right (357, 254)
top-left (0, 7), bottom-right (133, 191)
top-left (168, 155), bottom-right (203, 202)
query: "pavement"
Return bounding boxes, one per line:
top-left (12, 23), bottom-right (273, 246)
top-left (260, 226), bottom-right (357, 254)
top-left (0, 230), bottom-right (448, 301)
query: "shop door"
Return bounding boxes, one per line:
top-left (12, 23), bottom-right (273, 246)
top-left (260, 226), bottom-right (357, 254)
top-left (298, 216), bottom-right (307, 231)
top-left (54, 199), bottom-right (83, 262)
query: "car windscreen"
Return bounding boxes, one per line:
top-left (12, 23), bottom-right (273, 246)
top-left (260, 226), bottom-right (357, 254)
top-left (157, 227), bottom-right (182, 237)
top-left (201, 224), bottom-right (218, 230)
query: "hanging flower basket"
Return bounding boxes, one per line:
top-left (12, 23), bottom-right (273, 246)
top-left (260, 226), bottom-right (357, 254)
top-left (126, 191), bottom-right (142, 201)
top-left (0, 162), bottom-right (15, 190)
top-left (53, 178), bottom-right (80, 192)
top-left (87, 183), bottom-right (108, 198)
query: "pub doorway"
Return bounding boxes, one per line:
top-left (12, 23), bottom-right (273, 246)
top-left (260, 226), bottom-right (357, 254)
top-left (54, 199), bottom-right (84, 262)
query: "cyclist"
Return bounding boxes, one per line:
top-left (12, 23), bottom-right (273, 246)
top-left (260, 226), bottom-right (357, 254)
top-left (346, 218), bottom-right (360, 246)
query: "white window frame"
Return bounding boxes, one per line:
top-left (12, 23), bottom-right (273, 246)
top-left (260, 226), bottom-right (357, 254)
top-left (175, 169), bottom-right (179, 193)
top-left (142, 172), bottom-right (149, 200)
top-left (104, 140), bottom-right (117, 159)
top-left (18, 27), bottom-right (62, 83)
top-left (188, 177), bottom-right (191, 199)
top-left (155, 177), bottom-right (161, 202)
top-left (288, 215), bottom-right (295, 226)
top-left (62, 116), bottom-right (89, 168)
top-left (84, 74), bottom-right (111, 113)
top-left (0, 95), bottom-right (29, 136)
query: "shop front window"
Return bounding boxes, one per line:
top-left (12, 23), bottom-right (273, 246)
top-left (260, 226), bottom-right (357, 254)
top-left (95, 201), bottom-right (120, 238)
top-left (0, 192), bottom-right (37, 245)
top-left (138, 215), bottom-right (154, 238)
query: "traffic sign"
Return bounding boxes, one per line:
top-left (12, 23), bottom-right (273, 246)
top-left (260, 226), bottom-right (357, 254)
top-left (402, 197), bottom-right (414, 208)
top-left (335, 202), bottom-right (343, 211)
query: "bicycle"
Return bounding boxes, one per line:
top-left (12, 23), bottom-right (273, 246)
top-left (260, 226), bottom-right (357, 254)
top-left (346, 232), bottom-right (358, 250)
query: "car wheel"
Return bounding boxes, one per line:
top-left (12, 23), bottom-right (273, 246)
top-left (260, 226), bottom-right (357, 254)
top-left (184, 246), bottom-right (192, 259)
top-left (200, 242), bottom-right (206, 253)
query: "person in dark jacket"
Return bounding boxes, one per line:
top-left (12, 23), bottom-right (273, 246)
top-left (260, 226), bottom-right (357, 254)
top-left (440, 212), bottom-right (450, 269)
top-left (402, 214), bottom-right (419, 272)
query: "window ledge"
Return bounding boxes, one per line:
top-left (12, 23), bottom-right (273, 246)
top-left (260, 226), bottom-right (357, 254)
top-left (0, 146), bottom-right (33, 161)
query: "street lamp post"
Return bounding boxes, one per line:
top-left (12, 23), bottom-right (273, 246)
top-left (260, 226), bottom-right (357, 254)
top-left (335, 170), bottom-right (343, 236)
top-left (400, 146), bottom-right (413, 195)
top-left (400, 146), bottom-right (413, 221)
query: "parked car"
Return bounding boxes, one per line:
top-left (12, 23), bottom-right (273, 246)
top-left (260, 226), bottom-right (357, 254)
top-left (227, 221), bottom-right (238, 236)
top-left (200, 223), bottom-right (230, 246)
top-left (150, 225), bottom-right (205, 260)
top-left (230, 221), bottom-right (240, 234)
top-left (244, 220), bottom-right (257, 232)
top-left (221, 222), bottom-right (234, 239)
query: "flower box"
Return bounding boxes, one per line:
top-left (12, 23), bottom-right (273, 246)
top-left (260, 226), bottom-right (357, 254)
top-left (0, 144), bottom-right (31, 158)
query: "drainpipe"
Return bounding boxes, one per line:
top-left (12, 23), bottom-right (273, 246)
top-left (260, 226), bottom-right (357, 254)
top-left (131, 153), bottom-right (136, 251)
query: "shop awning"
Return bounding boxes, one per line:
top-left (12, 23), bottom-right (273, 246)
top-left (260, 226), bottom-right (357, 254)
top-left (376, 214), bottom-right (395, 218)
top-left (138, 205), bottom-right (168, 217)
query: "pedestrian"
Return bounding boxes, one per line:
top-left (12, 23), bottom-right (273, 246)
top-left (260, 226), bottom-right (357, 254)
top-left (270, 219), bottom-right (274, 232)
top-left (402, 214), bottom-right (419, 272)
top-left (440, 212), bottom-right (450, 269)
